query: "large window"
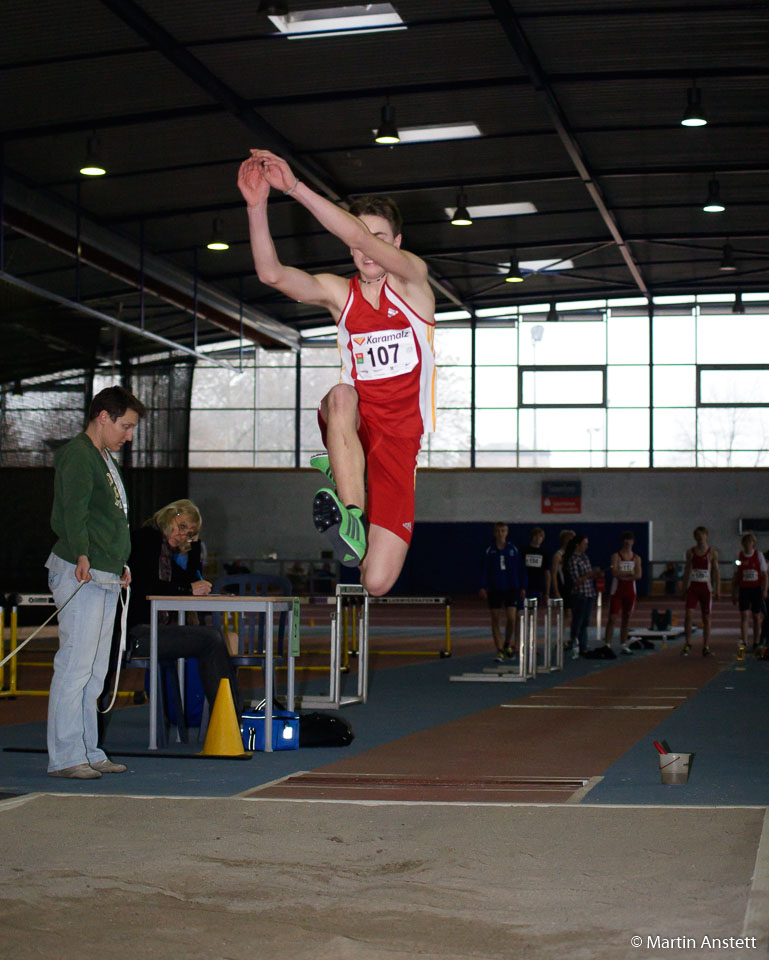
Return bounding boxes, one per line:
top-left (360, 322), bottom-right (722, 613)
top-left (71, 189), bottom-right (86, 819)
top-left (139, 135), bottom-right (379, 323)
top-left (188, 294), bottom-right (769, 468)
top-left (190, 349), bottom-right (297, 467)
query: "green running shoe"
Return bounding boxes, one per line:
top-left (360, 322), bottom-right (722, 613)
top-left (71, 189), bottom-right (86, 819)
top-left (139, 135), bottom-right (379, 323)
top-left (312, 488), bottom-right (366, 567)
top-left (309, 453), bottom-right (335, 488)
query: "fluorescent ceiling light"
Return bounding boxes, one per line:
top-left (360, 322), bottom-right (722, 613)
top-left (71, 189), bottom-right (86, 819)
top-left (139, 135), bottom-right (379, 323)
top-left (269, 4), bottom-right (405, 39)
top-left (607, 297), bottom-right (649, 307)
top-left (392, 122), bottom-right (482, 143)
top-left (444, 201), bottom-right (537, 220)
top-left (301, 324), bottom-right (339, 339)
top-left (557, 299), bottom-right (606, 311)
top-left (435, 310), bottom-right (471, 321)
top-left (475, 306), bottom-right (519, 318)
top-left (497, 258), bottom-right (573, 274)
top-left (195, 338), bottom-right (255, 355)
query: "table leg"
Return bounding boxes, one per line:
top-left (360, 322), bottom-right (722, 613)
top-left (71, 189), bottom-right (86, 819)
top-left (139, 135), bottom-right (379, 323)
top-left (287, 607), bottom-right (295, 711)
top-left (265, 603), bottom-right (273, 752)
top-left (149, 602), bottom-right (158, 750)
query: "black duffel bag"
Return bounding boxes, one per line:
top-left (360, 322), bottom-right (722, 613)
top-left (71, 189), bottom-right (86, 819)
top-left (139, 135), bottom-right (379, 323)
top-left (299, 711), bottom-right (354, 747)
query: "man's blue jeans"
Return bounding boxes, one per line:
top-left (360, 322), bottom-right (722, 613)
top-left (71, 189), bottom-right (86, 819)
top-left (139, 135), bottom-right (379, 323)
top-left (570, 594), bottom-right (594, 654)
top-left (46, 553), bottom-right (121, 773)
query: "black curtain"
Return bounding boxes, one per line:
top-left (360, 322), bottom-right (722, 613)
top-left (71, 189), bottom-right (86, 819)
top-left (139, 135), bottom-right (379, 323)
top-left (0, 359), bottom-right (194, 593)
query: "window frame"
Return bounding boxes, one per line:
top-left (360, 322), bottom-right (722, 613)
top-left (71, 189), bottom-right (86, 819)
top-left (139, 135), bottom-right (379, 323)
top-left (517, 364), bottom-right (607, 408)
top-left (696, 364), bottom-right (769, 408)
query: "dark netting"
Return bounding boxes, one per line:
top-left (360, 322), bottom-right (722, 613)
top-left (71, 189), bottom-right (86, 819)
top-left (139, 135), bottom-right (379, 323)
top-left (126, 359), bottom-right (194, 470)
top-left (0, 374), bottom-right (90, 467)
top-left (0, 361), bottom-right (193, 591)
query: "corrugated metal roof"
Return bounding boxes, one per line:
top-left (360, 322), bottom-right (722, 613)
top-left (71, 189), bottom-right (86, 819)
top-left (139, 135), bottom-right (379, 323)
top-left (1, 0), bottom-right (767, 364)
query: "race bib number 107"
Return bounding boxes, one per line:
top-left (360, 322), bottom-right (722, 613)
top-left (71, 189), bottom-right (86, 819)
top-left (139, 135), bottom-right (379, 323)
top-left (351, 327), bottom-right (418, 381)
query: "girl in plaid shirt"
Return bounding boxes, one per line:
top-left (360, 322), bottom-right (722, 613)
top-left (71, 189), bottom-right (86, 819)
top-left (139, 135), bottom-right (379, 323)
top-left (565, 534), bottom-right (603, 656)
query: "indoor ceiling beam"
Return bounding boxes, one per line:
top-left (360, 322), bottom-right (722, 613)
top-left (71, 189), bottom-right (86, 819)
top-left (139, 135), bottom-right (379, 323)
top-left (489, 0), bottom-right (650, 296)
top-left (2, 203), bottom-right (297, 349)
top-left (97, 0), bottom-right (344, 203)
top-left (97, 0), bottom-right (466, 311)
top-left (0, 272), bottom-right (236, 370)
top-left (7, 61), bottom-right (769, 142)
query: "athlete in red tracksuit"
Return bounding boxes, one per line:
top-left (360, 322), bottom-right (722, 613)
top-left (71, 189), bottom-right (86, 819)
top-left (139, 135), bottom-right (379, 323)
top-left (731, 532), bottom-right (768, 652)
top-left (682, 526), bottom-right (720, 657)
top-left (238, 150), bottom-right (435, 596)
top-left (602, 530), bottom-right (642, 655)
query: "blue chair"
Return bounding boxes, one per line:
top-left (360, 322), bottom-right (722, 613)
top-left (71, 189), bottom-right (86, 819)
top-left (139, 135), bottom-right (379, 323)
top-left (210, 573), bottom-right (292, 668)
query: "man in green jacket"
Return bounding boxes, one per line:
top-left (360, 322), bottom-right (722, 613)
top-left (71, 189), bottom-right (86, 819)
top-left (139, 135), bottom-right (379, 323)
top-left (46, 385), bottom-right (145, 778)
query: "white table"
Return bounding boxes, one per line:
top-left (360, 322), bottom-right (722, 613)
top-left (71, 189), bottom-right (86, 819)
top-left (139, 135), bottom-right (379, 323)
top-left (147, 594), bottom-right (296, 751)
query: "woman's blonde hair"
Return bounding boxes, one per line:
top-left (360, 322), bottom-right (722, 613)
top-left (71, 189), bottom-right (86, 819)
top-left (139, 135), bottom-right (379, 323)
top-left (147, 498), bottom-right (202, 554)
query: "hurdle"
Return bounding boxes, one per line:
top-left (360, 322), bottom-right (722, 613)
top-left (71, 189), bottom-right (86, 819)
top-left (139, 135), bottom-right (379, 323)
top-left (1, 594), bottom-right (57, 697)
top-left (296, 584), bottom-right (370, 710)
top-left (544, 598), bottom-right (564, 672)
top-left (450, 597), bottom-right (564, 683)
top-left (0, 593), bottom-right (136, 699)
top-left (355, 595), bottom-right (451, 659)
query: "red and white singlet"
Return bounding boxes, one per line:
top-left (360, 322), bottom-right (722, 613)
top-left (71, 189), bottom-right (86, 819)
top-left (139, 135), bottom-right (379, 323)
top-left (737, 550), bottom-right (766, 588)
top-left (685, 547), bottom-right (713, 614)
top-left (336, 276), bottom-right (436, 437)
top-left (610, 555), bottom-right (637, 598)
top-left (689, 547), bottom-right (712, 588)
top-left (610, 554), bottom-right (637, 615)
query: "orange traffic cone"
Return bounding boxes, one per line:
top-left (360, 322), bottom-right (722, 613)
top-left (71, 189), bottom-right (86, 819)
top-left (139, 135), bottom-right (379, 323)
top-left (198, 679), bottom-right (251, 758)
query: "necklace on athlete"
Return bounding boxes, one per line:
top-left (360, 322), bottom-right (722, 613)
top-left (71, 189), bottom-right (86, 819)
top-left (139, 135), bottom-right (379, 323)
top-left (359, 272), bottom-right (386, 285)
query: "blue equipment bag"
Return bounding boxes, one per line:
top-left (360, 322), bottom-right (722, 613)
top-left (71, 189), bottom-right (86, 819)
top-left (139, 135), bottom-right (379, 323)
top-left (240, 700), bottom-right (299, 751)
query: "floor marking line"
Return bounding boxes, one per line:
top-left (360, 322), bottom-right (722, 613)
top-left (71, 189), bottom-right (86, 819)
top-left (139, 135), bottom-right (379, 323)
top-left (566, 776), bottom-right (603, 804)
top-left (240, 799), bottom-right (767, 809)
top-left (231, 771), bottom-right (311, 798)
top-left (0, 794), bottom-right (39, 813)
top-left (742, 805), bottom-right (769, 939)
top-left (501, 704), bottom-right (673, 710)
top-left (527, 694), bottom-right (687, 700)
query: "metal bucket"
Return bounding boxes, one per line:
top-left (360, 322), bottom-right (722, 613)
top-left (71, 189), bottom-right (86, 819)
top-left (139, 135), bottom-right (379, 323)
top-left (659, 751), bottom-right (691, 785)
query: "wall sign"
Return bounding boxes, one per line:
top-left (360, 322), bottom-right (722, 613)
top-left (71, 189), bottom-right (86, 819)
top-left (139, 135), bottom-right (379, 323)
top-left (542, 480), bottom-right (582, 514)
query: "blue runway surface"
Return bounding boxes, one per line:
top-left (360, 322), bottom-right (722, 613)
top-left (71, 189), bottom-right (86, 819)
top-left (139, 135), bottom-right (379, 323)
top-left (2, 644), bottom-right (768, 805)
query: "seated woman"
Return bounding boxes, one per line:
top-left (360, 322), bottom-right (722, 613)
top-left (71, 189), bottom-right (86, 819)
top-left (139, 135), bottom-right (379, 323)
top-left (127, 498), bottom-right (242, 719)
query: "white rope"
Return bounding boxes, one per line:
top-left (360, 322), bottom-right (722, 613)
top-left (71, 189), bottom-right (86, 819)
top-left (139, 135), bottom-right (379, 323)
top-left (0, 581), bottom-right (86, 670)
top-left (98, 579), bottom-right (131, 714)
top-left (1, 571), bottom-right (132, 715)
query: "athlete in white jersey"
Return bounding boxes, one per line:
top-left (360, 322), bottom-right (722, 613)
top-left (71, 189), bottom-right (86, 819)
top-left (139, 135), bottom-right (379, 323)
top-left (238, 150), bottom-right (435, 596)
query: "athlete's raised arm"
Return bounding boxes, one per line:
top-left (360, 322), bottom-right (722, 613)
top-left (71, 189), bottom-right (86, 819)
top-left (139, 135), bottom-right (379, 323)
top-left (237, 154), bottom-right (346, 313)
top-left (252, 149), bottom-right (429, 288)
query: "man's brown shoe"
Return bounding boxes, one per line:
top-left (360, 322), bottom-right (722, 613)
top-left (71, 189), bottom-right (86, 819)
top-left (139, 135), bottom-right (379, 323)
top-left (90, 759), bottom-right (127, 774)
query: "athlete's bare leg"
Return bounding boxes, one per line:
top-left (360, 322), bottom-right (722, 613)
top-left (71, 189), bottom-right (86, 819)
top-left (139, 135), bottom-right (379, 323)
top-left (604, 615), bottom-right (616, 646)
top-left (702, 613), bottom-right (711, 649)
top-left (489, 609), bottom-right (503, 652)
top-left (753, 612), bottom-right (763, 647)
top-left (321, 385), bottom-right (366, 509)
top-left (740, 610), bottom-right (750, 647)
top-left (505, 607), bottom-right (516, 649)
top-left (359, 524), bottom-right (408, 597)
top-left (684, 607), bottom-right (693, 644)
top-left (619, 614), bottom-right (631, 646)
